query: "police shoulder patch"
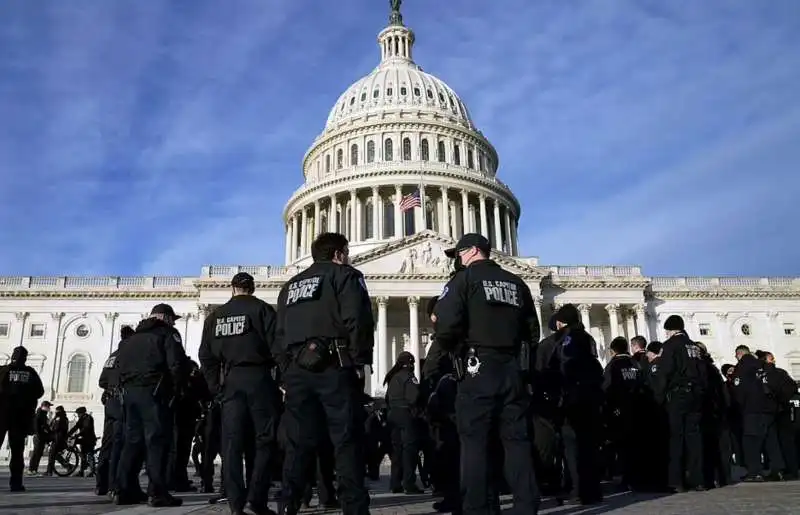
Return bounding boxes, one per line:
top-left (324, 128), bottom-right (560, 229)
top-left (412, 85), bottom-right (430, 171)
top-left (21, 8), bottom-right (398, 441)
top-left (103, 356), bottom-right (117, 369)
top-left (410, 376), bottom-right (419, 385)
top-left (172, 332), bottom-right (182, 344)
top-left (358, 277), bottom-right (368, 292)
top-left (651, 364), bottom-right (657, 373)
top-left (563, 336), bottom-right (572, 346)
top-left (438, 286), bottom-right (449, 300)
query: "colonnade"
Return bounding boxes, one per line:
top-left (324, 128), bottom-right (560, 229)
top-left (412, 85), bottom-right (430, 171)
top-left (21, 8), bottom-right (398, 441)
top-left (285, 185), bottom-right (518, 263)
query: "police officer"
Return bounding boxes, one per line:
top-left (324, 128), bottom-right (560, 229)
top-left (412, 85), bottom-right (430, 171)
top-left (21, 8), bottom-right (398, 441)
top-left (0, 346), bottom-right (44, 492)
top-left (384, 351), bottom-right (423, 493)
top-left (653, 315), bottom-right (708, 492)
top-left (434, 233), bottom-right (541, 515)
top-left (96, 325), bottom-right (134, 497)
top-left (116, 303), bottom-right (186, 507)
top-left (602, 336), bottom-right (646, 490)
top-left (198, 271), bottom-right (281, 515)
top-left (731, 345), bottom-right (784, 481)
top-left (276, 232), bottom-right (373, 515)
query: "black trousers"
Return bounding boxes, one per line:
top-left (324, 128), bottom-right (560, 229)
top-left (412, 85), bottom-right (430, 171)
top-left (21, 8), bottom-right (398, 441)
top-left (301, 439), bottom-right (337, 506)
top-left (29, 434), bottom-right (48, 473)
top-left (776, 411), bottom-right (798, 476)
top-left (202, 403), bottom-right (222, 492)
top-left (433, 418), bottom-right (460, 505)
top-left (117, 386), bottom-right (172, 498)
top-left (665, 393), bottom-right (703, 488)
top-left (561, 407), bottom-right (602, 502)
top-left (742, 412), bottom-right (784, 476)
top-left (281, 363), bottom-right (369, 515)
top-left (221, 367), bottom-right (280, 512)
top-left (167, 405), bottom-right (196, 489)
top-left (96, 398), bottom-right (125, 493)
top-left (455, 352), bottom-right (539, 515)
top-left (0, 419), bottom-right (28, 488)
top-left (388, 407), bottom-right (418, 490)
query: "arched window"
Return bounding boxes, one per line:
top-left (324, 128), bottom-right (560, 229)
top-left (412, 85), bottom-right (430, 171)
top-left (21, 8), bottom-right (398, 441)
top-left (325, 155), bottom-right (331, 174)
top-left (467, 149), bottom-right (474, 169)
top-left (402, 138), bottom-right (412, 160)
top-left (384, 139), bottom-right (393, 161)
top-left (437, 141), bottom-right (446, 163)
top-left (478, 152), bottom-right (485, 172)
top-left (453, 144), bottom-right (461, 166)
top-left (364, 199), bottom-right (374, 240)
top-left (337, 149), bottom-right (343, 169)
top-left (67, 354), bottom-right (88, 393)
top-left (426, 203), bottom-right (436, 231)
top-left (367, 141), bottom-right (375, 163)
top-left (383, 198), bottom-right (395, 238)
top-left (320, 212), bottom-right (328, 233)
top-left (420, 140), bottom-right (430, 161)
top-left (350, 144), bottom-right (359, 166)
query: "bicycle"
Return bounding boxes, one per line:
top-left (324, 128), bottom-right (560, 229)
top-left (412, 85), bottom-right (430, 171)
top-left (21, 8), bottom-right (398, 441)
top-left (41, 441), bottom-right (79, 477)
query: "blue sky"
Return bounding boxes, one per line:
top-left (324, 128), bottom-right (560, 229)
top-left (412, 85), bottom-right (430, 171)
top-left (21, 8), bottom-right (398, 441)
top-left (0, 0), bottom-right (798, 278)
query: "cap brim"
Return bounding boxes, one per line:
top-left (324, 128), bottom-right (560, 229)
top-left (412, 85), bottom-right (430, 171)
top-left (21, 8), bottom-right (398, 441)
top-left (173, 314), bottom-right (182, 320)
top-left (444, 247), bottom-right (457, 258)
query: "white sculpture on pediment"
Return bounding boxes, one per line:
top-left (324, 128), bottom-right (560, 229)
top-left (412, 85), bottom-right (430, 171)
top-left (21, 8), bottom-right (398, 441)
top-left (398, 242), bottom-right (451, 274)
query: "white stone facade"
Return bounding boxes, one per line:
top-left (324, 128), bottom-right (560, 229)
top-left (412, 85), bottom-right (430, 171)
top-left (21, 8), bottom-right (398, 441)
top-left (2, 8), bottom-right (800, 433)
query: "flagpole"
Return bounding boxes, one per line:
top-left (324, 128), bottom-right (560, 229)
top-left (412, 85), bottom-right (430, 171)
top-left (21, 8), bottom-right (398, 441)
top-left (419, 158), bottom-right (426, 230)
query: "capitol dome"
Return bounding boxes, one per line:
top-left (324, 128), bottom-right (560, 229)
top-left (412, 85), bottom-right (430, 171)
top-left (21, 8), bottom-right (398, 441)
top-left (283, 4), bottom-right (521, 266)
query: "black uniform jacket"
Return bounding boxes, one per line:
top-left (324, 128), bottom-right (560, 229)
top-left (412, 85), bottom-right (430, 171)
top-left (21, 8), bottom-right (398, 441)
top-left (276, 261), bottom-right (374, 366)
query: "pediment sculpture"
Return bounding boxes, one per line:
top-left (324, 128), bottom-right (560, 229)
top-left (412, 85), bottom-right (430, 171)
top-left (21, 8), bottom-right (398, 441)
top-left (398, 241), bottom-right (452, 274)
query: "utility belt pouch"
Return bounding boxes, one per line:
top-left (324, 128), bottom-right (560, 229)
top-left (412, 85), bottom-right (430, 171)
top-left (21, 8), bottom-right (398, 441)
top-left (296, 339), bottom-right (332, 372)
top-left (451, 352), bottom-right (465, 382)
top-left (334, 340), bottom-right (355, 369)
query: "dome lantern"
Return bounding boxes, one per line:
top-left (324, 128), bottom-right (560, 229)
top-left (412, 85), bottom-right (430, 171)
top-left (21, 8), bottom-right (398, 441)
top-left (378, 1), bottom-right (415, 66)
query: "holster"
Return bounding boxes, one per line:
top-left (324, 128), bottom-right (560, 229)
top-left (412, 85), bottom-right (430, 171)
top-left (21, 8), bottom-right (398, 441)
top-left (295, 339), bottom-right (334, 372)
top-left (451, 353), bottom-right (465, 382)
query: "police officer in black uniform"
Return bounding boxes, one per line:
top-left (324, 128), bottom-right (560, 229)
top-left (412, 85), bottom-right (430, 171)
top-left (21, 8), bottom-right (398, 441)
top-left (384, 351), bottom-right (423, 493)
top-left (198, 272), bottom-right (281, 515)
top-left (116, 303), bottom-right (186, 507)
top-left (602, 336), bottom-right (647, 490)
top-left (0, 346), bottom-right (44, 492)
top-left (276, 232), bottom-right (373, 515)
top-left (434, 233), bottom-right (541, 515)
top-left (96, 325), bottom-right (134, 497)
top-left (731, 345), bottom-right (784, 481)
top-left (653, 315), bottom-right (708, 492)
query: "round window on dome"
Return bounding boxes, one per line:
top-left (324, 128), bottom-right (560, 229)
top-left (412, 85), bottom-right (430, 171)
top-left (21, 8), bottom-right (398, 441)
top-left (361, 92), bottom-right (366, 101)
top-left (373, 89), bottom-right (379, 98)
top-left (413, 87), bottom-right (420, 96)
top-left (741, 324), bottom-right (751, 336)
top-left (438, 93), bottom-right (445, 103)
top-left (427, 89), bottom-right (433, 99)
top-left (386, 87), bottom-right (393, 96)
top-left (350, 97), bottom-right (355, 105)
top-left (400, 86), bottom-right (407, 96)
top-left (75, 324), bottom-right (90, 338)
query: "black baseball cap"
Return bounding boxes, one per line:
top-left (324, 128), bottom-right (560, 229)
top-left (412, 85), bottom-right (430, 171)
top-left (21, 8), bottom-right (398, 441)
top-left (444, 233), bottom-right (491, 258)
top-left (231, 272), bottom-right (255, 289)
top-left (151, 303), bottom-right (181, 320)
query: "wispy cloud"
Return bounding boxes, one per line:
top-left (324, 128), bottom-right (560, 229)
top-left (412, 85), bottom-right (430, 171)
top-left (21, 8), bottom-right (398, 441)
top-left (0, 0), bottom-right (797, 277)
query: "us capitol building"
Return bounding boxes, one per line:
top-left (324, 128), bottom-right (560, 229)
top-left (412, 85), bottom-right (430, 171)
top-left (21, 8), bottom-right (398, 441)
top-left (1, 5), bottom-right (799, 417)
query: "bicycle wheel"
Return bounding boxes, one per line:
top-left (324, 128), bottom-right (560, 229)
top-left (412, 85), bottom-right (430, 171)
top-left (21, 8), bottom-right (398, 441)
top-left (54, 446), bottom-right (79, 477)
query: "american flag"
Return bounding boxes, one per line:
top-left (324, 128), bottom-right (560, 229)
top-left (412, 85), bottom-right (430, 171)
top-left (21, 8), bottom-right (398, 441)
top-left (399, 189), bottom-right (421, 212)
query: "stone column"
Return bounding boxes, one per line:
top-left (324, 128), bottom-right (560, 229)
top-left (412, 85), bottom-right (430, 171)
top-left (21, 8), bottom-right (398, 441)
top-left (47, 312), bottom-right (62, 398)
top-left (578, 304), bottom-right (596, 356)
top-left (766, 311), bottom-right (779, 352)
top-left (510, 219), bottom-right (518, 255)
top-left (533, 296), bottom-right (543, 338)
top-left (408, 296), bottom-right (420, 380)
top-left (313, 200), bottom-right (321, 238)
top-left (300, 207), bottom-right (308, 257)
top-left (105, 312), bottom-right (119, 354)
top-left (606, 304), bottom-right (620, 339)
top-left (328, 194), bottom-right (337, 232)
top-left (504, 207), bottom-right (513, 254)
top-left (440, 186), bottom-right (450, 238)
top-left (682, 312), bottom-right (697, 338)
top-left (290, 214), bottom-right (299, 261)
top-left (394, 185), bottom-right (403, 238)
top-left (479, 194), bottom-right (488, 239)
top-left (492, 199), bottom-right (502, 250)
top-left (634, 304), bottom-right (650, 341)
top-left (625, 308), bottom-right (636, 339)
top-left (355, 196), bottom-right (363, 242)
top-left (284, 223), bottom-right (292, 264)
top-left (460, 189), bottom-right (469, 236)
top-left (715, 312), bottom-right (729, 356)
top-left (372, 187), bottom-right (380, 240)
top-left (376, 297), bottom-right (388, 392)
top-left (349, 189), bottom-right (357, 241)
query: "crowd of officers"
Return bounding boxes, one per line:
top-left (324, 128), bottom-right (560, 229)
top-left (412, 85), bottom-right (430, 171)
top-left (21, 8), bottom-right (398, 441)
top-left (1, 231), bottom-right (800, 515)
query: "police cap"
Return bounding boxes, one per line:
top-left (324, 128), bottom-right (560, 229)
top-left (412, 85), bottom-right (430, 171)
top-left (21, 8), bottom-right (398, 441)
top-left (231, 272), bottom-right (255, 291)
top-left (444, 233), bottom-right (491, 258)
top-left (151, 303), bottom-right (181, 320)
